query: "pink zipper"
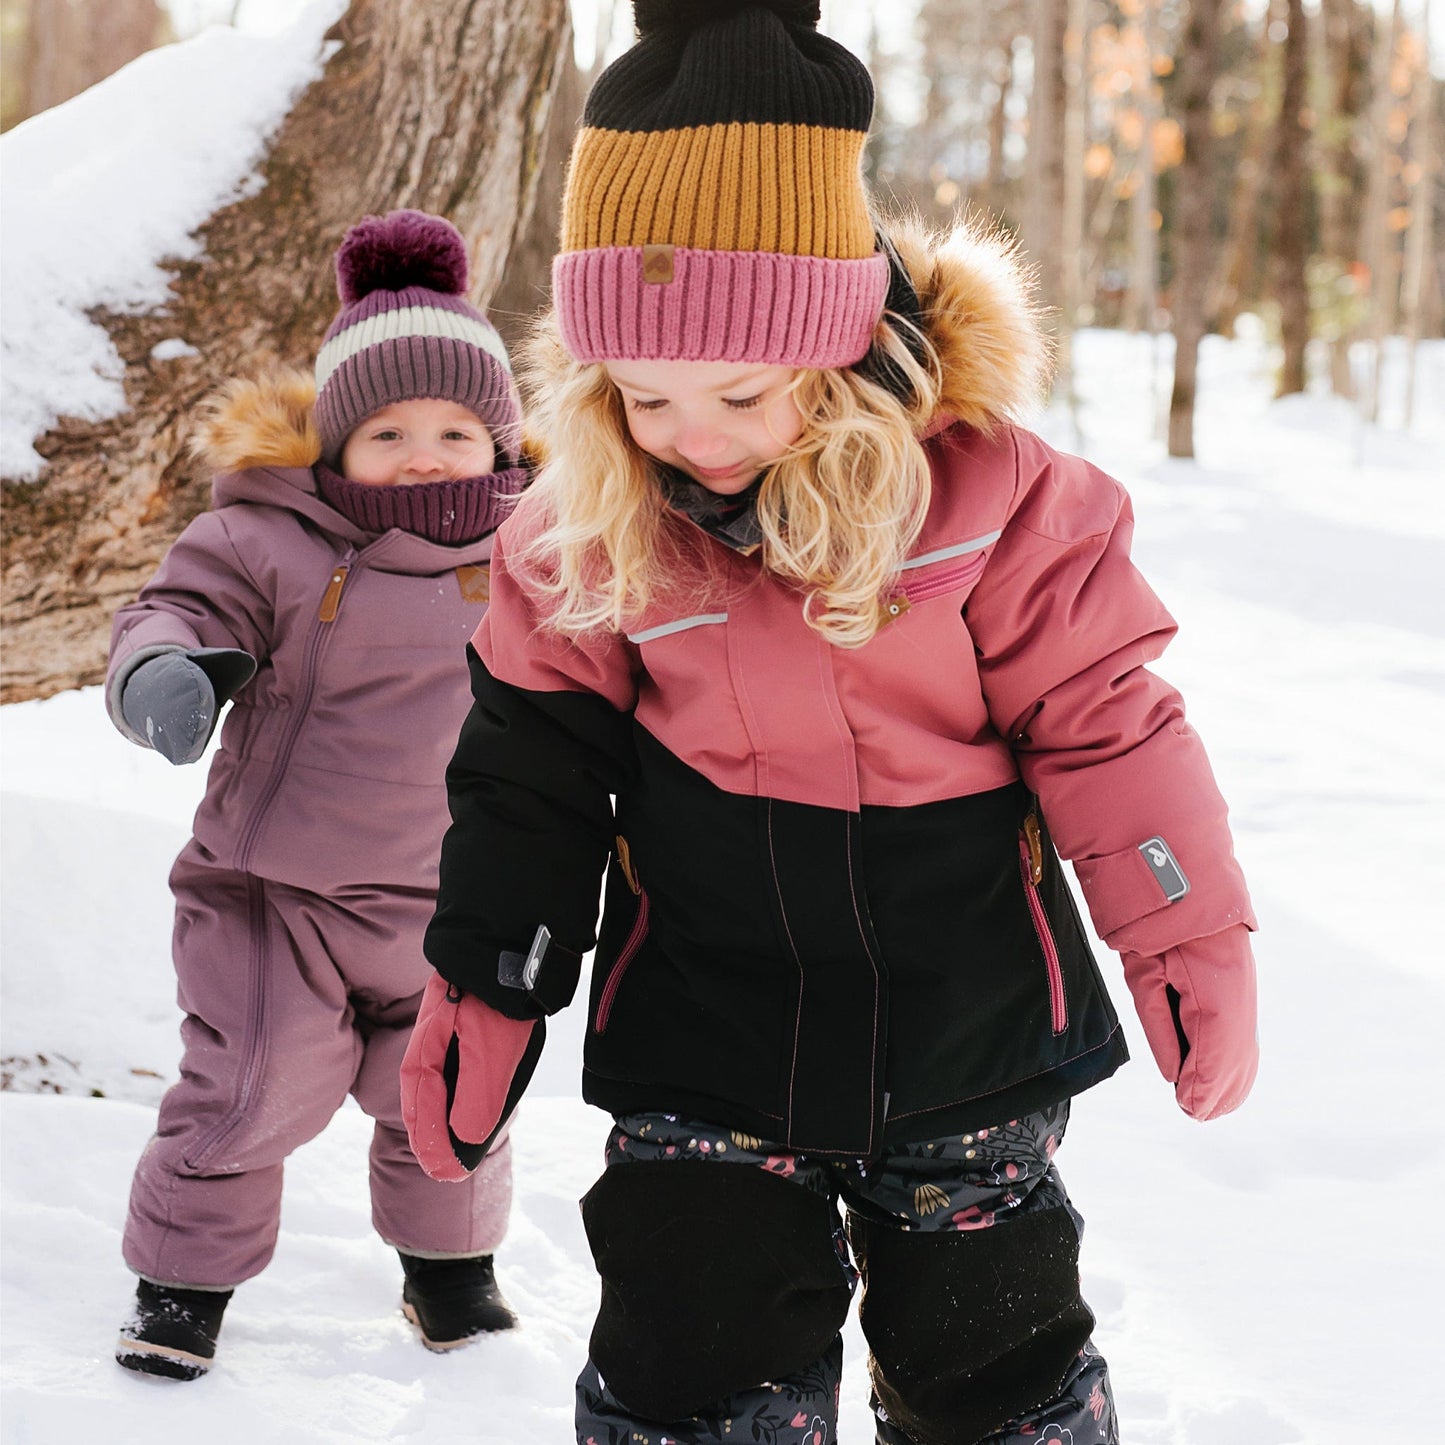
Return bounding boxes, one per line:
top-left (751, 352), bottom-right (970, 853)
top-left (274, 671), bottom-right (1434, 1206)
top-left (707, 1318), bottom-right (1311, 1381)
top-left (595, 889), bottom-right (649, 1034)
top-left (899, 552), bottom-right (987, 604)
top-left (1019, 833), bottom-right (1068, 1035)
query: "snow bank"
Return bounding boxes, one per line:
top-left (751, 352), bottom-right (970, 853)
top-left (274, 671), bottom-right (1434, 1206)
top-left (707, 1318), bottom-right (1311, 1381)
top-left (0, 0), bottom-right (345, 480)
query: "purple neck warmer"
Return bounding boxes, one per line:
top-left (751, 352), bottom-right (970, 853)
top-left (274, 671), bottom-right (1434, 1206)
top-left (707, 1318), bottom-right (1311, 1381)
top-left (316, 463), bottom-right (528, 545)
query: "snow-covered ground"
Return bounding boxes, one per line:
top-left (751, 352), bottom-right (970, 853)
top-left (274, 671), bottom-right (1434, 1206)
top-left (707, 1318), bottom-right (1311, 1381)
top-left (4, 328), bottom-right (1442, 1442)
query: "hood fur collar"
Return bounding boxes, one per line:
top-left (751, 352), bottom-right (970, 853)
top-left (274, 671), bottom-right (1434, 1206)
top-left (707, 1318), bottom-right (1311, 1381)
top-left (886, 215), bottom-right (1053, 431)
top-left (192, 369), bottom-right (322, 473)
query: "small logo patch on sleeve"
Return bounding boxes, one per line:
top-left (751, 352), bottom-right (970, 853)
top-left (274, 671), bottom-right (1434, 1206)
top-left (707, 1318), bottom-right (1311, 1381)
top-left (1138, 836), bottom-right (1190, 903)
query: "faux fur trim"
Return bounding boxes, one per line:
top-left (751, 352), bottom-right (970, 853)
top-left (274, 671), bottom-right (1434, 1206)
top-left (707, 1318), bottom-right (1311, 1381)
top-left (886, 214), bottom-right (1054, 431)
top-left (191, 369), bottom-right (322, 471)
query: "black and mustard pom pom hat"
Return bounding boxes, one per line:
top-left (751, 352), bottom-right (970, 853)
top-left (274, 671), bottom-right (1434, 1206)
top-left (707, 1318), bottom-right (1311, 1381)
top-left (552, 0), bottom-right (889, 368)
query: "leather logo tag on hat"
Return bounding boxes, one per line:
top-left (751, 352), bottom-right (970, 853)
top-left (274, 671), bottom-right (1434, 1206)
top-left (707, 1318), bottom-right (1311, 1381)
top-left (642, 244), bottom-right (675, 285)
top-left (456, 564), bottom-right (491, 603)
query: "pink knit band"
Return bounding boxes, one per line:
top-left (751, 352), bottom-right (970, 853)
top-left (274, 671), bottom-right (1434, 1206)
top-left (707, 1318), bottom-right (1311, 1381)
top-left (553, 246), bottom-right (889, 368)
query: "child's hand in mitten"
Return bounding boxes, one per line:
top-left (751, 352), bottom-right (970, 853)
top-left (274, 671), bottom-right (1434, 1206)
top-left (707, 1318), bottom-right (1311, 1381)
top-left (401, 972), bottom-right (543, 1182)
top-left (1120, 923), bottom-right (1258, 1121)
top-left (120, 648), bottom-right (256, 765)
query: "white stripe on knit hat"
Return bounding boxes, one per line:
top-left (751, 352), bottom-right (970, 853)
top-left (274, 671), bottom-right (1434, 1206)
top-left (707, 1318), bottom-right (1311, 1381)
top-left (314, 306), bottom-right (512, 390)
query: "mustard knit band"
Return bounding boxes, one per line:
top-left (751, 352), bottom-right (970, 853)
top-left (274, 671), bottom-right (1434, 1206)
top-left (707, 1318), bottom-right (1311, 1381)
top-left (562, 123), bottom-right (875, 258)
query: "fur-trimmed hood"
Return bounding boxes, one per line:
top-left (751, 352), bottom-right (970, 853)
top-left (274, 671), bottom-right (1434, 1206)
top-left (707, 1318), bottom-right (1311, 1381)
top-left (191, 368), bottom-right (545, 479)
top-left (887, 214), bottom-right (1052, 431)
top-left (186, 370), bottom-right (505, 568)
top-left (191, 368), bottom-right (322, 473)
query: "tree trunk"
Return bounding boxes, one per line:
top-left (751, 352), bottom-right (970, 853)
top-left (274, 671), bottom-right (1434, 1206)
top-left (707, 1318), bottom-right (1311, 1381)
top-left (1356, 0), bottom-right (1403, 422)
top-left (1272, 0), bottom-right (1312, 395)
top-left (487, 28), bottom-right (584, 356)
top-left (1212, 4), bottom-right (1274, 339)
top-left (1168, 0), bottom-right (1221, 458)
top-left (1315, 0), bottom-right (1366, 395)
top-left (1026, 0), bottom-right (1067, 313)
top-left (0, 0), bottom-right (569, 703)
top-left (1123, 0), bottom-right (1161, 334)
top-left (984, 41), bottom-right (1015, 213)
top-left (13, 0), bottom-right (169, 128)
top-left (1055, 0), bottom-right (1088, 402)
top-left (1399, 9), bottom-right (1437, 428)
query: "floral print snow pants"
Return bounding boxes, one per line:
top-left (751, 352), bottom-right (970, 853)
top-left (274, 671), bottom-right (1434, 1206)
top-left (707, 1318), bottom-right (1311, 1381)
top-left (576, 1102), bottom-right (1117, 1445)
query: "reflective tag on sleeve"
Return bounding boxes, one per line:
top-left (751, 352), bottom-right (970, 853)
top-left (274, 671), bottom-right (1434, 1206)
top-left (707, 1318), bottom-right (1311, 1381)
top-left (1138, 836), bottom-right (1190, 903)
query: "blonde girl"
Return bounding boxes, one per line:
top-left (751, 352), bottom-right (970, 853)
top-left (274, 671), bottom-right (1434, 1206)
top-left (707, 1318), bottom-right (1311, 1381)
top-left (401, 5), bottom-right (1258, 1442)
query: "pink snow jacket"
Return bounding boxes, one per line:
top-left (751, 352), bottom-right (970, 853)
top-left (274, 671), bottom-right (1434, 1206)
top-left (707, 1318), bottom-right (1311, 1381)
top-left (425, 224), bottom-right (1257, 1157)
top-left (106, 374), bottom-right (505, 896)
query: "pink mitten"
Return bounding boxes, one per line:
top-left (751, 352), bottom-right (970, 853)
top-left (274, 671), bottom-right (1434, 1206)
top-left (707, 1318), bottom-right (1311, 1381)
top-left (401, 972), bottom-right (541, 1181)
top-left (1121, 923), bottom-right (1259, 1121)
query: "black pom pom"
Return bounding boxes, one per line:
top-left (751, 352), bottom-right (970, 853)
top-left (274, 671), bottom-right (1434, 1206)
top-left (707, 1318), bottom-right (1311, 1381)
top-left (634, 0), bottom-right (821, 40)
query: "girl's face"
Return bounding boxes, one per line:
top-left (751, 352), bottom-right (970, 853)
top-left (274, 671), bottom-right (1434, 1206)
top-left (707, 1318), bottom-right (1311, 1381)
top-left (604, 359), bottom-right (804, 496)
top-left (340, 398), bottom-right (496, 486)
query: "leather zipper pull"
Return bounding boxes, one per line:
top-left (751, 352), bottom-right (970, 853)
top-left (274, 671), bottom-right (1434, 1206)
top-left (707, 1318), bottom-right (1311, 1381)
top-left (318, 564), bottom-right (349, 623)
top-left (882, 594), bottom-right (911, 625)
top-left (615, 834), bottom-right (642, 895)
top-left (1023, 812), bottom-right (1044, 885)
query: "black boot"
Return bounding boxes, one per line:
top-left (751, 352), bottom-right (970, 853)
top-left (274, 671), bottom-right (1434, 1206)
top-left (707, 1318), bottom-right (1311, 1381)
top-left (116, 1280), bottom-right (233, 1380)
top-left (398, 1251), bottom-right (517, 1349)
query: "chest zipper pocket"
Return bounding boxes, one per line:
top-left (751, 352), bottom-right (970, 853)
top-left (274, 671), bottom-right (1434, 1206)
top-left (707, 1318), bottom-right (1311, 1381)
top-left (1020, 812), bottom-right (1068, 1035)
top-left (883, 550), bottom-right (989, 621)
top-left (595, 835), bottom-right (650, 1035)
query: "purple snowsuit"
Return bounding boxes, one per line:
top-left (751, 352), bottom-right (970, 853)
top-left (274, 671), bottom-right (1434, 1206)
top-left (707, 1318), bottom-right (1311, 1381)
top-left (106, 432), bottom-right (512, 1289)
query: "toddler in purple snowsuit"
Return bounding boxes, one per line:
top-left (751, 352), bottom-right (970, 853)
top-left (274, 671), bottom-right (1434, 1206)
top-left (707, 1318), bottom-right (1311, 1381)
top-left (107, 211), bottom-right (529, 1380)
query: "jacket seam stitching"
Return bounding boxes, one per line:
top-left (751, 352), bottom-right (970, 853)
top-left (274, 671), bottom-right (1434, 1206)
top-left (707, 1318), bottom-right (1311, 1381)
top-left (766, 798), bottom-right (808, 1136)
top-left (843, 814), bottom-right (881, 1143)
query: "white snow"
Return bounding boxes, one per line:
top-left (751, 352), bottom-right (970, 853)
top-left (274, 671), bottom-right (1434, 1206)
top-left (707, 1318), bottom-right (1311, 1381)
top-left (4, 328), bottom-right (1442, 1441)
top-left (0, 0), bottom-right (344, 480)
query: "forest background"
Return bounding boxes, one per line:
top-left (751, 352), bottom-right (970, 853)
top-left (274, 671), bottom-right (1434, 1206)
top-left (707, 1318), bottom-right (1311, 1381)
top-left (2, 5), bottom-right (1441, 1438)
top-left (0, 0), bottom-right (1440, 707)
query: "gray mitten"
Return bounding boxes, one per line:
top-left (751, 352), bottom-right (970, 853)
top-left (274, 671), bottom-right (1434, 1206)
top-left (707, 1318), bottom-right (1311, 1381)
top-left (120, 648), bottom-right (256, 765)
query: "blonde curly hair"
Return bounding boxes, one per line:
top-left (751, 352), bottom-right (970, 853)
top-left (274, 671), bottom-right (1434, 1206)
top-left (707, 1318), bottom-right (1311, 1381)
top-left (512, 306), bottom-right (945, 648)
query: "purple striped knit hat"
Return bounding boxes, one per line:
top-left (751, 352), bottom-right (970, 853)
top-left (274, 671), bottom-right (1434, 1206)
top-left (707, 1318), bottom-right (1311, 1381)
top-left (314, 210), bottom-right (522, 466)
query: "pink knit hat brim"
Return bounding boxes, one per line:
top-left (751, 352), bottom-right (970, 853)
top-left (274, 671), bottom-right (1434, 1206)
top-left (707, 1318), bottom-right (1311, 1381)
top-left (553, 246), bottom-right (889, 369)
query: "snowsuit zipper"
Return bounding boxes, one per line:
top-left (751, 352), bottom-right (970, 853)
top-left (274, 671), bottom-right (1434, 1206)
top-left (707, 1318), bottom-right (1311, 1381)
top-left (186, 548), bottom-right (355, 1168)
top-left (235, 548), bottom-right (354, 873)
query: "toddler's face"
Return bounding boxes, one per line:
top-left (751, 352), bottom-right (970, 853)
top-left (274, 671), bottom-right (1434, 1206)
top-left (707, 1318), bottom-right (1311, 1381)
top-left (604, 360), bottom-right (803, 495)
top-left (340, 398), bottom-right (496, 486)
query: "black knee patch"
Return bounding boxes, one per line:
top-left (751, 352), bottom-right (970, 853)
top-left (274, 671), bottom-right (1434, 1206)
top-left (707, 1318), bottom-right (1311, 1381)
top-left (581, 1160), bottom-right (852, 1421)
top-left (852, 1208), bottom-right (1094, 1445)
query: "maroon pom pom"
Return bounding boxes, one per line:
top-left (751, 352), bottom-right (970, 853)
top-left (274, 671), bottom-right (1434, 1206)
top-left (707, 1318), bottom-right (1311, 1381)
top-left (633, 0), bottom-right (820, 40)
top-left (334, 210), bottom-right (469, 305)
